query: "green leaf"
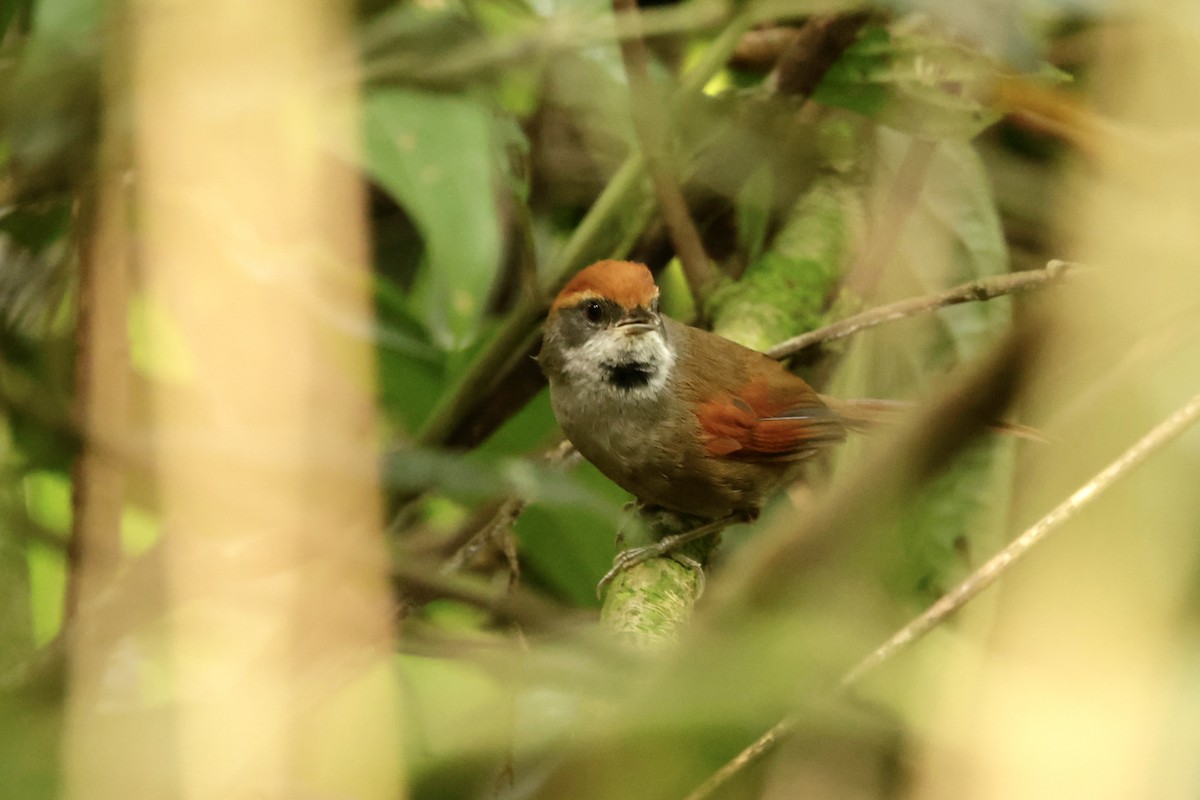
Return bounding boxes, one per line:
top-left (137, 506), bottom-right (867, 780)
top-left (0, 0), bottom-right (31, 40)
top-left (21, 470), bottom-right (70, 535)
top-left (814, 24), bottom-right (1009, 140)
top-left (514, 461), bottom-right (629, 607)
top-left (24, 539), bottom-right (62, 647)
top-left (812, 25), bottom-right (891, 119)
top-left (32, 0), bottom-right (100, 40)
top-left (381, 448), bottom-right (621, 522)
top-left (363, 88), bottom-right (503, 350)
top-left (374, 273), bottom-right (451, 437)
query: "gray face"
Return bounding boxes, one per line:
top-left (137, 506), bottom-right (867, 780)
top-left (538, 297), bottom-right (674, 397)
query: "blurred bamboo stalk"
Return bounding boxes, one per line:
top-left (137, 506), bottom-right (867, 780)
top-left (64, 171), bottom-right (131, 620)
top-left (911, 7), bottom-right (1200, 799)
top-left (61, 12), bottom-right (139, 796)
top-left (64, 1), bottom-right (403, 799)
top-left (846, 387), bottom-right (1200, 687)
top-left (689, 386), bottom-right (1200, 799)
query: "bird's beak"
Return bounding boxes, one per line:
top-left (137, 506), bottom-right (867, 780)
top-left (616, 308), bottom-right (659, 334)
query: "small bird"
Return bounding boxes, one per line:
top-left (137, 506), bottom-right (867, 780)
top-left (538, 259), bottom-right (847, 522)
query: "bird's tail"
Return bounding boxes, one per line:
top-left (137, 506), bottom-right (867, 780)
top-left (823, 396), bottom-right (1045, 441)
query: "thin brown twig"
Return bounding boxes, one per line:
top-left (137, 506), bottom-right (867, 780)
top-left (684, 388), bottom-right (1200, 800)
top-left (394, 561), bottom-right (584, 632)
top-left (730, 26), bottom-right (803, 71)
top-left (441, 440), bottom-right (579, 573)
top-left (682, 717), bottom-right (796, 800)
top-left (442, 492), bottom-right (525, 583)
top-left (613, 0), bottom-right (717, 303)
top-left (766, 259), bottom-right (1077, 360)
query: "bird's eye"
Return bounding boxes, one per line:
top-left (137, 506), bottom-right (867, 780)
top-left (583, 300), bottom-right (603, 323)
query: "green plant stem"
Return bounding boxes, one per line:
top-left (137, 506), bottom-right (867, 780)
top-left (599, 509), bottom-right (722, 645)
top-left (416, 296), bottom-right (545, 448)
top-left (614, 0), bottom-right (716, 302)
top-left (415, 7), bottom-right (756, 448)
top-left (600, 558), bottom-right (703, 647)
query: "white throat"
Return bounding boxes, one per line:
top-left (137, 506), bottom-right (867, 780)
top-left (562, 327), bottom-right (674, 398)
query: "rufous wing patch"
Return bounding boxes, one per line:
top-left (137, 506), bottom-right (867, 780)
top-left (698, 375), bottom-right (845, 461)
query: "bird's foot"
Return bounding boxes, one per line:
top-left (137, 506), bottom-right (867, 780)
top-left (597, 545), bottom-right (706, 598)
top-left (596, 514), bottom-right (743, 597)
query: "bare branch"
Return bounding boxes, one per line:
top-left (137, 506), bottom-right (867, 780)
top-left (766, 260), bottom-right (1077, 360)
top-left (442, 440), bottom-right (580, 583)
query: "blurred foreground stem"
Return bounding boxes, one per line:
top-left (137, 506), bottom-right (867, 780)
top-left (64, 170), bottom-right (131, 622)
top-left (64, 3), bottom-right (403, 799)
top-left (686, 387), bottom-right (1200, 800)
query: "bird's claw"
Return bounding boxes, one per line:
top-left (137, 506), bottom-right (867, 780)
top-left (595, 544), bottom-right (706, 598)
top-left (595, 512), bottom-right (746, 598)
top-left (674, 554), bottom-right (705, 597)
top-left (597, 543), bottom-right (659, 597)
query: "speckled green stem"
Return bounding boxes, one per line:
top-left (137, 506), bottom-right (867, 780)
top-left (599, 510), bottom-right (719, 646)
top-left (600, 558), bottom-right (702, 647)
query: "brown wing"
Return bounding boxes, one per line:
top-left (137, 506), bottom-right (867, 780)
top-left (698, 372), bottom-right (846, 462)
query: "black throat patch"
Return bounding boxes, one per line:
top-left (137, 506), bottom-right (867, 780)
top-left (604, 361), bottom-right (654, 390)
